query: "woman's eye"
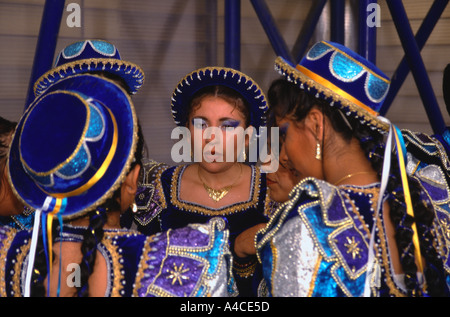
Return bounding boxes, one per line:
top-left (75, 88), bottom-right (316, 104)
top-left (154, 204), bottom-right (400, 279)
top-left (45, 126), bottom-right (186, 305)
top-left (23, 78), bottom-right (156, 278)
top-left (220, 120), bottom-right (240, 130)
top-left (278, 123), bottom-right (289, 143)
top-left (192, 118), bottom-right (207, 129)
top-left (221, 124), bottom-right (234, 130)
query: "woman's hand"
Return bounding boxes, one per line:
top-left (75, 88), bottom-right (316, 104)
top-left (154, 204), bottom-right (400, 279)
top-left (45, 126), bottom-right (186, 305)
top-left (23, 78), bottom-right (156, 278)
top-left (234, 223), bottom-right (267, 258)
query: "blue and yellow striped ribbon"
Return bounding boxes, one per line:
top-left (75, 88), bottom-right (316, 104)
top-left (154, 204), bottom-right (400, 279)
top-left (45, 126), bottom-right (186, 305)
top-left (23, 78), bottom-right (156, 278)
top-left (392, 126), bottom-right (424, 275)
top-left (42, 197), bottom-right (67, 297)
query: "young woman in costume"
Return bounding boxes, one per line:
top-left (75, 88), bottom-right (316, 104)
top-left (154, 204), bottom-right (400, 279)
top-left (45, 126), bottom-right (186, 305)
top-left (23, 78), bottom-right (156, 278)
top-left (256, 41), bottom-right (450, 297)
top-left (131, 67), bottom-right (277, 296)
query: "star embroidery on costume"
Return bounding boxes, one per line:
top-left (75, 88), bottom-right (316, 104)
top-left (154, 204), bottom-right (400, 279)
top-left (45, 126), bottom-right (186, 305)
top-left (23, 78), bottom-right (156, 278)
top-left (344, 236), bottom-right (362, 260)
top-left (441, 218), bottom-right (450, 239)
top-left (167, 263), bottom-right (190, 286)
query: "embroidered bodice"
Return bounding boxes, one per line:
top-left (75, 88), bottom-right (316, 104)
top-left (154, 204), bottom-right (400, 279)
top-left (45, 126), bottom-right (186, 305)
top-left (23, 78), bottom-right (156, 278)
top-left (0, 218), bottom-right (236, 297)
top-left (0, 207), bottom-right (35, 231)
top-left (127, 163), bottom-right (278, 297)
top-left (256, 175), bottom-right (450, 297)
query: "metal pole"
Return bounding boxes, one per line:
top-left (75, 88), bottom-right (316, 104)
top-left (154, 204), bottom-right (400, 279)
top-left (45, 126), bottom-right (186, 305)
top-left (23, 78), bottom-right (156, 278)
top-left (225, 0), bottom-right (241, 69)
top-left (250, 0), bottom-right (294, 64)
top-left (24, 0), bottom-right (65, 110)
top-left (386, 0), bottom-right (446, 134)
top-left (380, 0), bottom-right (449, 115)
top-left (205, 0), bottom-right (218, 66)
top-left (358, 0), bottom-right (377, 64)
top-left (330, 0), bottom-right (345, 44)
top-left (292, 0), bottom-right (328, 63)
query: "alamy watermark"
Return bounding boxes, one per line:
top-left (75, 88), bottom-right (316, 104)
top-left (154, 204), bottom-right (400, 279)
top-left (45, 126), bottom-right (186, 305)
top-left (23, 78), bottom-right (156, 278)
top-left (66, 263), bottom-right (81, 287)
top-left (64, 3), bottom-right (381, 29)
top-left (367, 3), bottom-right (381, 28)
top-left (66, 3), bottom-right (81, 28)
top-left (171, 119), bottom-right (280, 173)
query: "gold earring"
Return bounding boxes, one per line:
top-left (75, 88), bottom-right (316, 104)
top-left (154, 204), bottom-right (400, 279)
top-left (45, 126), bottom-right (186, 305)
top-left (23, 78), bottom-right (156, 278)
top-left (315, 142), bottom-right (321, 160)
top-left (131, 201), bottom-right (138, 213)
top-left (243, 148), bottom-right (247, 161)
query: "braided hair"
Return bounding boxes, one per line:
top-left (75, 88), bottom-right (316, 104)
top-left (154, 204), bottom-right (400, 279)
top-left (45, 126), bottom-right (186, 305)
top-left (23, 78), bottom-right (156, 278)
top-left (267, 78), bottom-right (449, 296)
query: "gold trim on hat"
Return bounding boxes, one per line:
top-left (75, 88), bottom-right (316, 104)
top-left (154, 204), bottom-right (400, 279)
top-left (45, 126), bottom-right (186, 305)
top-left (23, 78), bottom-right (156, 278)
top-left (171, 66), bottom-right (268, 126)
top-left (38, 107), bottom-right (118, 199)
top-left (19, 90), bottom-right (91, 177)
top-left (33, 58), bottom-right (145, 97)
top-left (275, 56), bottom-right (390, 132)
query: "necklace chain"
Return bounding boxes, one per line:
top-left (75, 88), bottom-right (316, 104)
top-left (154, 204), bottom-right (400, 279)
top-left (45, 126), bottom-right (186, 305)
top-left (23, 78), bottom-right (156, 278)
top-left (198, 164), bottom-right (243, 202)
top-left (334, 171), bottom-right (376, 186)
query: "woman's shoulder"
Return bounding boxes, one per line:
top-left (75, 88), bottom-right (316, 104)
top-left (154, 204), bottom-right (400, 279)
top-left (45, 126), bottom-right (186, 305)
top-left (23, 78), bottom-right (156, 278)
top-left (128, 161), bottom-right (174, 228)
top-left (259, 177), bottom-right (379, 240)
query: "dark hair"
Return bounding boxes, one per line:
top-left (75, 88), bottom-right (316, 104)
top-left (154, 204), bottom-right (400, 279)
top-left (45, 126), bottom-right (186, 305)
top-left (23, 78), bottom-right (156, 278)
top-left (0, 117), bottom-right (17, 200)
top-left (268, 78), bottom-right (449, 296)
top-left (31, 122), bottom-right (145, 297)
top-left (188, 85), bottom-right (251, 127)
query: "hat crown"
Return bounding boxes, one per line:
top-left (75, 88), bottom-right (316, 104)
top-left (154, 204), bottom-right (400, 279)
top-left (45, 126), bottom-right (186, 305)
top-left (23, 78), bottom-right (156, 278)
top-left (19, 90), bottom-right (116, 197)
top-left (55, 40), bottom-right (121, 67)
top-left (34, 40), bottom-right (144, 97)
top-left (300, 41), bottom-right (390, 113)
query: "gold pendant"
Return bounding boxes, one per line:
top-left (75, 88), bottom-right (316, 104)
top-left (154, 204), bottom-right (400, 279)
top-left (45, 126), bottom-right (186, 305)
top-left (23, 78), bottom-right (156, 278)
top-left (203, 184), bottom-right (231, 202)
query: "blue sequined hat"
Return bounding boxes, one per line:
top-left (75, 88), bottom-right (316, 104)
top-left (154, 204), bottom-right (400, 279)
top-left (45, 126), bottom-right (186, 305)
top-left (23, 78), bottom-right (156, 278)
top-left (275, 41), bottom-right (391, 131)
top-left (171, 67), bottom-right (268, 130)
top-left (8, 74), bottom-right (138, 219)
top-left (33, 39), bottom-right (145, 97)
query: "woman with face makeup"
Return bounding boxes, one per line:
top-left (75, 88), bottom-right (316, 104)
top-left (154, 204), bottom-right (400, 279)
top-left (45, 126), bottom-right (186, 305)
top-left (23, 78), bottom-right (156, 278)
top-left (255, 41), bottom-right (450, 297)
top-left (137, 67), bottom-right (277, 297)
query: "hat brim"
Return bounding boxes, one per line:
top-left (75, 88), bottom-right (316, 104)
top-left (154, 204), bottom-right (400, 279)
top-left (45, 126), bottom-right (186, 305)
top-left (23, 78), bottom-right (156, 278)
top-left (171, 67), bottom-right (268, 130)
top-left (275, 56), bottom-right (390, 132)
top-left (33, 58), bottom-right (145, 97)
top-left (8, 74), bottom-right (138, 220)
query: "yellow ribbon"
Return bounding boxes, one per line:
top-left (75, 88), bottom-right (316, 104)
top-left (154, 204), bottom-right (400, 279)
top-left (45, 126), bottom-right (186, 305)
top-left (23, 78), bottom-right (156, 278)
top-left (46, 198), bottom-right (63, 282)
top-left (393, 128), bottom-right (424, 275)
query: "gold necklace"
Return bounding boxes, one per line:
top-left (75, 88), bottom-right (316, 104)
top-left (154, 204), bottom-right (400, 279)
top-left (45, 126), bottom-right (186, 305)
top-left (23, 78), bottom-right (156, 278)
top-left (198, 164), bottom-right (243, 202)
top-left (333, 171), bottom-right (377, 186)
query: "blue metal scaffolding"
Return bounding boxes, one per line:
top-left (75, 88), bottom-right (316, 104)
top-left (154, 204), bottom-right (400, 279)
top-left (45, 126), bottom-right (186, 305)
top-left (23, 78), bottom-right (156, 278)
top-left (26, 0), bottom-right (449, 135)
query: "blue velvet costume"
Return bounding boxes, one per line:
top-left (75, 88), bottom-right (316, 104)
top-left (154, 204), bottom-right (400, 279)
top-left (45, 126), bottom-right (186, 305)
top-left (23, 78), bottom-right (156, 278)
top-left (255, 132), bottom-right (450, 297)
top-left (0, 208), bottom-right (34, 231)
top-left (0, 218), bottom-right (236, 297)
top-left (127, 162), bottom-right (277, 297)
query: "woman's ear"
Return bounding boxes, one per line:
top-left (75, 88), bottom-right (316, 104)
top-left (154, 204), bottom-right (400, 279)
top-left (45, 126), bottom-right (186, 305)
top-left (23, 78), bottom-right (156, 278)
top-left (118, 164), bottom-right (141, 212)
top-left (124, 164), bottom-right (141, 196)
top-left (305, 108), bottom-right (324, 141)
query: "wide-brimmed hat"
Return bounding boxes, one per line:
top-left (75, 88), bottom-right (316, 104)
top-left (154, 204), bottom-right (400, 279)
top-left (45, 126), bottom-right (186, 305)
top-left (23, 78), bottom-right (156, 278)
top-left (8, 74), bottom-right (138, 220)
top-left (33, 39), bottom-right (145, 97)
top-left (275, 41), bottom-right (391, 132)
top-left (171, 67), bottom-right (268, 131)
